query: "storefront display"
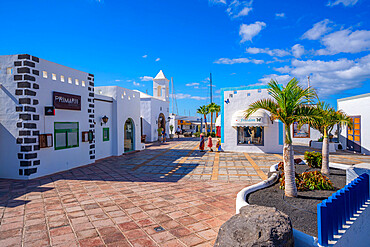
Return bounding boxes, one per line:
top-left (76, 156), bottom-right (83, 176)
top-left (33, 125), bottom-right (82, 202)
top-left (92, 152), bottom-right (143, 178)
top-left (237, 126), bottom-right (264, 145)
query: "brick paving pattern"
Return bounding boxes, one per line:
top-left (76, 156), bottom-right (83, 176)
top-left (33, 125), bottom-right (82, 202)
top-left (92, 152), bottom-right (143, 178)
top-left (0, 138), bottom-right (369, 246)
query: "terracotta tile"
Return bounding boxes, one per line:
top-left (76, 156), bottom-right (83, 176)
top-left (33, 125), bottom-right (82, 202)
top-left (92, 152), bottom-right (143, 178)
top-left (130, 211), bottom-right (148, 220)
top-left (168, 210), bottom-right (188, 219)
top-left (124, 229), bottom-right (147, 240)
top-left (118, 222), bottom-right (140, 231)
top-left (50, 225), bottom-right (73, 237)
top-left (151, 231), bottom-right (175, 243)
top-left (160, 238), bottom-right (186, 247)
top-left (169, 227), bottom-right (192, 238)
top-left (23, 238), bottom-right (50, 247)
top-left (73, 222), bottom-right (94, 231)
top-left (92, 219), bottom-right (114, 228)
top-left (153, 214), bottom-right (172, 223)
top-left (25, 223), bottom-right (47, 233)
top-left (180, 234), bottom-right (205, 246)
top-left (0, 228), bottom-right (22, 240)
top-left (106, 240), bottom-right (131, 247)
top-left (0, 236), bottom-right (22, 247)
top-left (204, 218), bottom-right (224, 228)
top-left (79, 237), bottom-right (104, 247)
top-left (76, 229), bottom-right (99, 240)
top-left (160, 220), bottom-right (181, 230)
top-left (197, 229), bottom-right (217, 240)
top-left (177, 216), bottom-right (198, 226)
top-left (136, 218), bottom-right (156, 227)
top-left (130, 236), bottom-right (157, 247)
top-left (51, 233), bottom-right (76, 246)
top-left (187, 222), bottom-right (210, 232)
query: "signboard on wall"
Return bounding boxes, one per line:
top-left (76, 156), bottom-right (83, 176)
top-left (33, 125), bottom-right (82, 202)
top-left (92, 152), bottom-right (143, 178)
top-left (293, 122), bottom-right (310, 138)
top-left (53, 92), bottom-right (81, 111)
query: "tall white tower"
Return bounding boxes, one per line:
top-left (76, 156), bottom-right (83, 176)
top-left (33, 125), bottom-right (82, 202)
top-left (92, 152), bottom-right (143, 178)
top-left (153, 70), bottom-right (169, 101)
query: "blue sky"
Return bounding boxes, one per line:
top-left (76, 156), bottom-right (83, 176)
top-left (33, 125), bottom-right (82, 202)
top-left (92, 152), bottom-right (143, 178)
top-left (1, 0), bottom-right (369, 116)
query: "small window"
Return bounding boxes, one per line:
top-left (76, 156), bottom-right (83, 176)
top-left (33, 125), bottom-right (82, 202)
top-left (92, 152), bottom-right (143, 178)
top-left (6, 67), bottom-right (13, 74)
top-left (157, 86), bottom-right (162, 97)
top-left (234, 91), bottom-right (237, 94)
top-left (121, 94), bottom-right (124, 99)
top-left (124, 91), bottom-right (126, 95)
top-left (160, 107), bottom-right (162, 111)
top-left (75, 79), bottom-right (79, 85)
top-left (61, 75), bottom-right (65, 82)
top-left (103, 128), bottom-right (109, 142)
top-left (229, 94), bottom-right (233, 98)
top-left (258, 89), bottom-right (262, 93)
top-left (42, 71), bottom-right (47, 78)
top-left (128, 96), bottom-right (131, 100)
top-left (54, 122), bottom-right (79, 150)
top-left (247, 93), bottom-right (251, 96)
top-left (52, 73), bottom-right (57, 80)
top-left (82, 81), bottom-right (86, 87)
top-left (68, 77), bottom-right (72, 84)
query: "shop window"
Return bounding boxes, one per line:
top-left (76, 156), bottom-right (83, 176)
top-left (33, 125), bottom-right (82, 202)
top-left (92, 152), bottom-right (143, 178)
top-left (103, 128), bottom-right (109, 142)
top-left (42, 71), bottom-right (47, 78)
top-left (75, 79), bottom-right (79, 85)
top-left (68, 77), bottom-right (72, 84)
top-left (237, 126), bottom-right (264, 145)
top-left (7, 67), bottom-right (13, 74)
top-left (258, 89), bottom-right (262, 93)
top-left (54, 122), bottom-right (79, 150)
top-left (52, 73), bottom-right (57, 80)
top-left (82, 81), bottom-right (86, 87)
top-left (61, 75), bottom-right (65, 82)
top-left (247, 93), bottom-right (251, 96)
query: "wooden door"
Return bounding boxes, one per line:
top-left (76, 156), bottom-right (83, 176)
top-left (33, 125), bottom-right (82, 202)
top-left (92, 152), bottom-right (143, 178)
top-left (347, 116), bottom-right (361, 152)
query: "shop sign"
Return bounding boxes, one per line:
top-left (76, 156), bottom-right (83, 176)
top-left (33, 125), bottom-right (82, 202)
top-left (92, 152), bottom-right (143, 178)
top-left (238, 117), bottom-right (262, 123)
top-left (53, 92), bottom-right (81, 111)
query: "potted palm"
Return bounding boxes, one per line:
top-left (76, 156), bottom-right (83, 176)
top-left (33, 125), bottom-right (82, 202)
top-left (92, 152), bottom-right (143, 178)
top-left (169, 125), bottom-right (174, 139)
top-left (245, 79), bottom-right (317, 197)
top-left (197, 105), bottom-right (209, 134)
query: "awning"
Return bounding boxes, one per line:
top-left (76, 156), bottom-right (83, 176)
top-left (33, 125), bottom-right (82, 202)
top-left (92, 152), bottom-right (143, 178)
top-left (231, 109), bottom-right (269, 127)
top-left (215, 115), bottom-right (221, 127)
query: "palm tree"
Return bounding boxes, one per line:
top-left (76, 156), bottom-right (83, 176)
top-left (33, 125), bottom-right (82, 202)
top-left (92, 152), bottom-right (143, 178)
top-left (307, 102), bottom-right (353, 175)
top-left (245, 79), bottom-right (317, 197)
top-left (208, 103), bottom-right (220, 133)
top-left (197, 105), bottom-right (209, 134)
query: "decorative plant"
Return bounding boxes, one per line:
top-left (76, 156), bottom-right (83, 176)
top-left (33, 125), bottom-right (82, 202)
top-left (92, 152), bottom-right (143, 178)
top-left (169, 125), bottom-right (174, 134)
top-left (304, 151), bottom-right (322, 168)
top-left (245, 79), bottom-right (318, 197)
top-left (208, 102), bottom-right (220, 133)
top-left (157, 127), bottom-right (162, 136)
top-left (279, 163), bottom-right (333, 191)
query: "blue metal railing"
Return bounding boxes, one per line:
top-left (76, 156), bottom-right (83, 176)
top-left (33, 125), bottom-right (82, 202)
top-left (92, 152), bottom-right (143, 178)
top-left (317, 173), bottom-right (369, 246)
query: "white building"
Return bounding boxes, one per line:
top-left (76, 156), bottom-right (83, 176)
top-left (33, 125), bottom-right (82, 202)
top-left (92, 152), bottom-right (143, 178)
top-left (137, 70), bottom-right (170, 142)
top-left (338, 93), bottom-right (370, 155)
top-left (221, 85), bottom-right (284, 153)
top-left (0, 54), bottom-right (143, 180)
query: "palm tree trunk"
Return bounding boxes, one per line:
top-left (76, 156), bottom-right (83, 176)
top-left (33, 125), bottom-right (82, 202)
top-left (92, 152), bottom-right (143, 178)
top-left (321, 129), bottom-right (330, 175)
top-left (283, 124), bottom-right (297, 197)
top-left (210, 112), bottom-right (213, 133)
top-left (204, 114), bottom-right (208, 134)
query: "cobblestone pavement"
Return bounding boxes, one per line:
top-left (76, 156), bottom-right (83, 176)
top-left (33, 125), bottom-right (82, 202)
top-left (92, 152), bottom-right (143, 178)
top-left (1, 138), bottom-right (369, 247)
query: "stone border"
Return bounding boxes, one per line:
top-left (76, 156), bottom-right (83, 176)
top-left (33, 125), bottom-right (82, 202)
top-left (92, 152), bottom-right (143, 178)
top-left (235, 162), bottom-right (321, 247)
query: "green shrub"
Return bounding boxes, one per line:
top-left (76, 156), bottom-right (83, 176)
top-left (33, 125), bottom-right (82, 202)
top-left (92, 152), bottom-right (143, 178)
top-left (207, 132), bottom-right (216, 137)
top-left (317, 137), bottom-right (323, 142)
top-left (304, 151), bottom-right (322, 168)
top-left (194, 132), bottom-right (201, 137)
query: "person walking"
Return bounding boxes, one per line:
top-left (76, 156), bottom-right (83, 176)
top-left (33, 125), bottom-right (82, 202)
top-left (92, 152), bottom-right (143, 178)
top-left (176, 126), bottom-right (181, 138)
top-left (215, 139), bottom-right (221, 152)
top-left (162, 128), bottom-right (166, 143)
top-left (207, 136), bottom-right (213, 152)
top-left (199, 133), bottom-right (205, 152)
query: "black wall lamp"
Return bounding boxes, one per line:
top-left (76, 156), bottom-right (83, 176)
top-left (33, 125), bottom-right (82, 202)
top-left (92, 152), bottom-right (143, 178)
top-left (101, 115), bottom-right (109, 126)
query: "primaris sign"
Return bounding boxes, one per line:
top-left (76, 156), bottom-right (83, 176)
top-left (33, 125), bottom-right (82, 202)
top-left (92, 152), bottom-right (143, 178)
top-left (53, 91), bottom-right (81, 111)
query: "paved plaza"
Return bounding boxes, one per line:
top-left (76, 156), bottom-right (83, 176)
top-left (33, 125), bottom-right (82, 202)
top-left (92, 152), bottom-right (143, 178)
top-left (1, 138), bottom-right (369, 247)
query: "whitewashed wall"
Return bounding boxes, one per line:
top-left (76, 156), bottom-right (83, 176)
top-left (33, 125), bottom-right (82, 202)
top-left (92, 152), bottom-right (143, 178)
top-left (0, 55), bottom-right (23, 179)
top-left (95, 86), bottom-right (144, 154)
top-left (94, 94), bottom-right (113, 160)
top-left (338, 94), bottom-right (370, 155)
top-left (222, 87), bottom-right (284, 153)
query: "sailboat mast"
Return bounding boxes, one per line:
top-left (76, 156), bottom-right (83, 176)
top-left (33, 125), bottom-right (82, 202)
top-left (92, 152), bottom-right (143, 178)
top-left (210, 73), bottom-right (213, 104)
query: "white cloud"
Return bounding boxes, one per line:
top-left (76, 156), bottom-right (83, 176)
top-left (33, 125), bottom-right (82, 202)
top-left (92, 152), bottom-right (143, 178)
top-left (246, 47), bottom-right (290, 57)
top-left (258, 74), bottom-right (292, 85)
top-left (275, 13), bottom-right (285, 18)
top-left (273, 54), bottom-right (370, 96)
top-left (327, 0), bottom-right (359, 7)
top-left (142, 55), bottom-right (148, 58)
top-left (292, 44), bottom-right (305, 58)
top-left (155, 58), bottom-right (160, 62)
top-left (209, 0), bottom-right (227, 4)
top-left (317, 29), bottom-right (370, 55)
top-left (186, 82), bottom-right (200, 87)
top-left (214, 57), bottom-right (264, 64)
top-left (227, 0), bottom-right (253, 18)
top-left (302, 19), bottom-right (333, 40)
top-left (239, 21), bottom-right (266, 43)
top-left (140, 76), bottom-right (153, 81)
top-left (176, 93), bottom-right (207, 100)
top-left (133, 81), bottom-right (143, 87)
top-left (115, 79), bottom-right (122, 82)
